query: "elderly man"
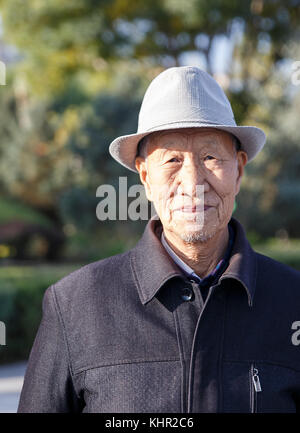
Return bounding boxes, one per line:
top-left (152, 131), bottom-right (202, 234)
top-left (18, 67), bottom-right (300, 413)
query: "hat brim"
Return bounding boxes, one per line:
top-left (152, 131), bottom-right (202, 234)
top-left (109, 123), bottom-right (266, 173)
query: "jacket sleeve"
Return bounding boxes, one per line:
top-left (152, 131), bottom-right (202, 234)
top-left (17, 285), bottom-right (84, 413)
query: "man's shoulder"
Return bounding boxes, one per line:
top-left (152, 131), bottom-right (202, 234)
top-left (49, 249), bottom-right (133, 305)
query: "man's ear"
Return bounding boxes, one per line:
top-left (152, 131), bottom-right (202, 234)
top-left (135, 156), bottom-right (153, 202)
top-left (235, 150), bottom-right (248, 195)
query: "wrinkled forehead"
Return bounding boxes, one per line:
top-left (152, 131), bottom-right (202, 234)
top-left (147, 128), bottom-right (234, 152)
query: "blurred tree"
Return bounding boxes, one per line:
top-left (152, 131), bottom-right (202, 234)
top-left (236, 53), bottom-right (300, 237)
top-left (1, 0), bottom-right (299, 96)
top-left (0, 79), bottom-right (82, 219)
top-left (0, 0), bottom-right (299, 242)
top-left (59, 66), bottom-right (147, 231)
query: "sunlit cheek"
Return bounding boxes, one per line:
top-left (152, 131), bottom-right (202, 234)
top-left (218, 181), bottom-right (236, 199)
top-left (147, 170), bottom-right (166, 201)
top-left (150, 178), bottom-right (176, 223)
top-left (214, 165), bottom-right (238, 193)
top-left (214, 173), bottom-right (238, 219)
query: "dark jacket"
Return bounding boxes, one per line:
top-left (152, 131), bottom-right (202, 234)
top-left (18, 216), bottom-right (300, 413)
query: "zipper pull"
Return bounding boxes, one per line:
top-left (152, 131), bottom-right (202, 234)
top-left (252, 368), bottom-right (262, 392)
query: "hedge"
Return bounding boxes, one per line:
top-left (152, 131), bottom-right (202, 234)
top-left (0, 264), bottom-right (80, 364)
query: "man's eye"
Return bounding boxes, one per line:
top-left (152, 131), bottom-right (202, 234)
top-left (204, 155), bottom-right (216, 161)
top-left (167, 157), bottom-right (180, 163)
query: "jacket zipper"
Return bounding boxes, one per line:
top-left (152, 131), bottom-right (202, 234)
top-left (250, 364), bottom-right (262, 413)
top-left (187, 281), bottom-right (219, 412)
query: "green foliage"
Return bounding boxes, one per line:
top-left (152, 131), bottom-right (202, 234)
top-left (0, 197), bottom-right (53, 227)
top-left (62, 227), bottom-right (139, 263)
top-left (0, 0), bottom-right (299, 247)
top-left (0, 264), bottom-right (79, 364)
top-left (254, 238), bottom-right (300, 271)
top-left (1, 0), bottom-right (299, 94)
top-left (236, 65), bottom-right (300, 237)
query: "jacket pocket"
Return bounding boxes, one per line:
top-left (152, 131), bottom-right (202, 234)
top-left (222, 361), bottom-right (299, 413)
top-left (82, 360), bottom-right (182, 413)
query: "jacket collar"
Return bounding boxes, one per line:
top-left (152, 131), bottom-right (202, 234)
top-left (130, 215), bottom-right (257, 307)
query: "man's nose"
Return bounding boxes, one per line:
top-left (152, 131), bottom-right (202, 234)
top-left (177, 160), bottom-right (209, 196)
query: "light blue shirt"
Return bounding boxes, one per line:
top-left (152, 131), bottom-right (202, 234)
top-left (161, 231), bottom-right (202, 283)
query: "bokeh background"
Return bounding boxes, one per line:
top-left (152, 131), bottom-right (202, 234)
top-left (0, 0), bottom-right (299, 369)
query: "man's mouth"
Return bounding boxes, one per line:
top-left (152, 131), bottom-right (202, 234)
top-left (173, 205), bottom-right (212, 213)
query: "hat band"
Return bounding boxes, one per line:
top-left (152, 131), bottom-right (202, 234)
top-left (138, 118), bottom-right (237, 134)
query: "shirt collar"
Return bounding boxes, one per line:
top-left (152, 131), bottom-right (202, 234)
top-left (130, 215), bottom-right (257, 307)
top-left (161, 230), bottom-right (198, 279)
top-left (160, 225), bottom-right (235, 283)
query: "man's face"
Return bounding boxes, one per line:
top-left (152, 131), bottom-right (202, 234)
top-left (135, 128), bottom-right (248, 243)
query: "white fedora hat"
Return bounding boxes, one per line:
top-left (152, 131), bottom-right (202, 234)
top-left (109, 66), bottom-right (266, 172)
